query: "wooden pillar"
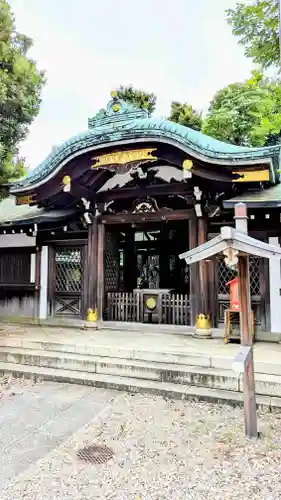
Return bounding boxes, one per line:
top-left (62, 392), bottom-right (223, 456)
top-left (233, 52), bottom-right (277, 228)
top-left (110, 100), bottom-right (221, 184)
top-left (208, 257), bottom-right (217, 328)
top-left (195, 217), bottom-right (211, 338)
top-left (97, 222), bottom-right (105, 323)
top-left (198, 218), bottom-right (208, 312)
top-left (124, 228), bottom-right (135, 290)
top-left (159, 224), bottom-right (169, 289)
top-left (238, 256), bottom-right (253, 345)
top-left (34, 245), bottom-right (41, 318)
top-left (238, 254), bottom-right (257, 438)
top-left (86, 217), bottom-right (98, 320)
top-left (188, 216), bottom-right (198, 326)
top-left (39, 246), bottom-right (49, 319)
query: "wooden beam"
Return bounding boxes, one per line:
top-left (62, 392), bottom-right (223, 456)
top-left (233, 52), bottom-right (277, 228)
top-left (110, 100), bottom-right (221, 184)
top-left (71, 183), bottom-right (96, 201)
top-left (96, 182), bottom-right (193, 202)
top-left (100, 209), bottom-right (193, 225)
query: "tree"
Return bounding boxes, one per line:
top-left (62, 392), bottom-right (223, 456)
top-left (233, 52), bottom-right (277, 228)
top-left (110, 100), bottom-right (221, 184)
top-left (116, 85), bottom-right (156, 115)
top-left (168, 101), bottom-right (202, 130)
top-left (202, 71), bottom-right (281, 147)
top-left (226, 0), bottom-right (279, 69)
top-left (0, 0), bottom-right (45, 183)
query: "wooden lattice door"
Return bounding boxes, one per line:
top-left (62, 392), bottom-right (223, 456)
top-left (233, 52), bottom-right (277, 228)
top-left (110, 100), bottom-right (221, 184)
top-left (105, 230), bottom-right (119, 293)
top-left (52, 246), bottom-right (84, 317)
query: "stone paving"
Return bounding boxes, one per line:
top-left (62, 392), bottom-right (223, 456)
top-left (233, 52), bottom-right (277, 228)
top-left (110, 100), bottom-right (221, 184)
top-left (0, 377), bottom-right (118, 491)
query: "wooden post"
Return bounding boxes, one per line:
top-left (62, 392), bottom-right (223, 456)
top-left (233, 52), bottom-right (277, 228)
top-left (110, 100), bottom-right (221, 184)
top-left (235, 202), bottom-right (258, 438)
top-left (124, 228), bottom-right (135, 290)
top-left (86, 217), bottom-right (98, 319)
top-left (188, 216), bottom-right (198, 326)
top-left (40, 246), bottom-right (50, 320)
top-left (232, 345), bottom-right (257, 438)
top-left (97, 222), bottom-right (105, 324)
top-left (34, 246), bottom-right (41, 318)
top-left (195, 217), bottom-right (211, 337)
top-left (198, 217), bottom-right (208, 313)
top-left (238, 256), bottom-right (252, 345)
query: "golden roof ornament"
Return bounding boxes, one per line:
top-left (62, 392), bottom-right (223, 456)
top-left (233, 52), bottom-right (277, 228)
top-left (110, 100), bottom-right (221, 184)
top-left (62, 175), bottom-right (71, 192)
top-left (182, 159), bottom-right (193, 171)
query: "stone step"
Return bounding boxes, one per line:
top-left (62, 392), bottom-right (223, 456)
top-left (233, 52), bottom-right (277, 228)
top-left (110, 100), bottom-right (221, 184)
top-left (99, 322), bottom-right (194, 335)
top-left (0, 346), bottom-right (238, 390)
top-left (2, 337), bottom-right (281, 377)
top-left (0, 360), bottom-right (277, 410)
top-left (1, 347), bottom-right (281, 398)
top-left (0, 337), bottom-right (215, 367)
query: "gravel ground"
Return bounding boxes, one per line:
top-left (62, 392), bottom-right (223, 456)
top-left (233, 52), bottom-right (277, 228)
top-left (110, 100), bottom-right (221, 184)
top-left (2, 379), bottom-right (281, 500)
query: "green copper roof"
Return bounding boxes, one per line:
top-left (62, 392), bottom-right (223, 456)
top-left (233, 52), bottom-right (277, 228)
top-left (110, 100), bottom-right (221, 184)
top-left (11, 95), bottom-right (281, 191)
top-left (224, 184), bottom-right (281, 208)
top-left (0, 196), bottom-right (76, 225)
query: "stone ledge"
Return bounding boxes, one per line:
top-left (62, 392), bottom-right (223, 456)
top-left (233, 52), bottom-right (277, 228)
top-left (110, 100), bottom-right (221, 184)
top-left (0, 360), bottom-right (281, 410)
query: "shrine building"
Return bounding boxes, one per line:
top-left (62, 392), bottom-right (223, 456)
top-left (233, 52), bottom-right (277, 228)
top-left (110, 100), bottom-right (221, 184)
top-left (0, 92), bottom-right (280, 337)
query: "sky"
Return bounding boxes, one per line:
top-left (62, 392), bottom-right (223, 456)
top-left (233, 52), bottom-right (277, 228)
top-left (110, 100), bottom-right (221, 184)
top-left (8, 0), bottom-right (254, 169)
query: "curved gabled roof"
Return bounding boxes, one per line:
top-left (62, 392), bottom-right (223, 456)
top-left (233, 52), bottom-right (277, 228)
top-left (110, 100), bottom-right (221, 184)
top-left (11, 95), bottom-right (281, 192)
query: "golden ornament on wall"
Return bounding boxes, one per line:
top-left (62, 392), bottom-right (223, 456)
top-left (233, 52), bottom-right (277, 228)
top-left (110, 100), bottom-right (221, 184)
top-left (92, 148), bottom-right (157, 168)
top-left (145, 297), bottom-right (157, 310)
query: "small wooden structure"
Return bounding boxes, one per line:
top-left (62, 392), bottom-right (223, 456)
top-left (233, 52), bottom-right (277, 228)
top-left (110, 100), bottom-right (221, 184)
top-left (180, 222), bottom-right (281, 438)
top-left (180, 225), bottom-right (281, 343)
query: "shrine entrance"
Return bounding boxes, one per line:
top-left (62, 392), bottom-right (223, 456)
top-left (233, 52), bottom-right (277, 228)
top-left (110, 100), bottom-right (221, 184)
top-left (105, 220), bottom-right (190, 325)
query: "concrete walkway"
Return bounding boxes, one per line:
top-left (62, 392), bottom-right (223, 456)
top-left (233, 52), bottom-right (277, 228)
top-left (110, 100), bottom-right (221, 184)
top-left (0, 379), bottom-right (118, 489)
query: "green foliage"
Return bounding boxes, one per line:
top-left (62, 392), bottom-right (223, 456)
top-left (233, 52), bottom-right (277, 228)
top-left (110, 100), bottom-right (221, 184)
top-left (0, 0), bottom-right (45, 183)
top-left (226, 0), bottom-right (279, 69)
top-left (116, 85), bottom-right (156, 115)
top-left (167, 101), bottom-right (202, 131)
top-left (202, 71), bottom-right (281, 146)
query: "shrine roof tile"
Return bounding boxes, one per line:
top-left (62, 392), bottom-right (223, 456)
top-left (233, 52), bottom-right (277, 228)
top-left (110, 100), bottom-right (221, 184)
top-left (10, 96), bottom-right (281, 191)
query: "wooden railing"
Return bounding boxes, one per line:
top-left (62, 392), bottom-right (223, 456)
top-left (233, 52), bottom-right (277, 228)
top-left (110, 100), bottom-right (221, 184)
top-left (107, 292), bottom-right (136, 322)
top-left (106, 292), bottom-right (190, 325)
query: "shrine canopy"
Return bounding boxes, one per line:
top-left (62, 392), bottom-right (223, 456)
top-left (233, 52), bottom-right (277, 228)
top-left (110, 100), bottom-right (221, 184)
top-left (7, 91), bottom-right (281, 211)
top-left (179, 226), bottom-right (281, 265)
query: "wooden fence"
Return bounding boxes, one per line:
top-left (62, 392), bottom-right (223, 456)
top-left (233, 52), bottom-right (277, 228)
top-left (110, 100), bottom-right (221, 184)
top-left (106, 292), bottom-right (190, 325)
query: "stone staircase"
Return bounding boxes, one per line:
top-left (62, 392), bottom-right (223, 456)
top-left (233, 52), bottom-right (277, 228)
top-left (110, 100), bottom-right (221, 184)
top-left (0, 339), bottom-right (278, 407)
top-left (1, 335), bottom-right (281, 409)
